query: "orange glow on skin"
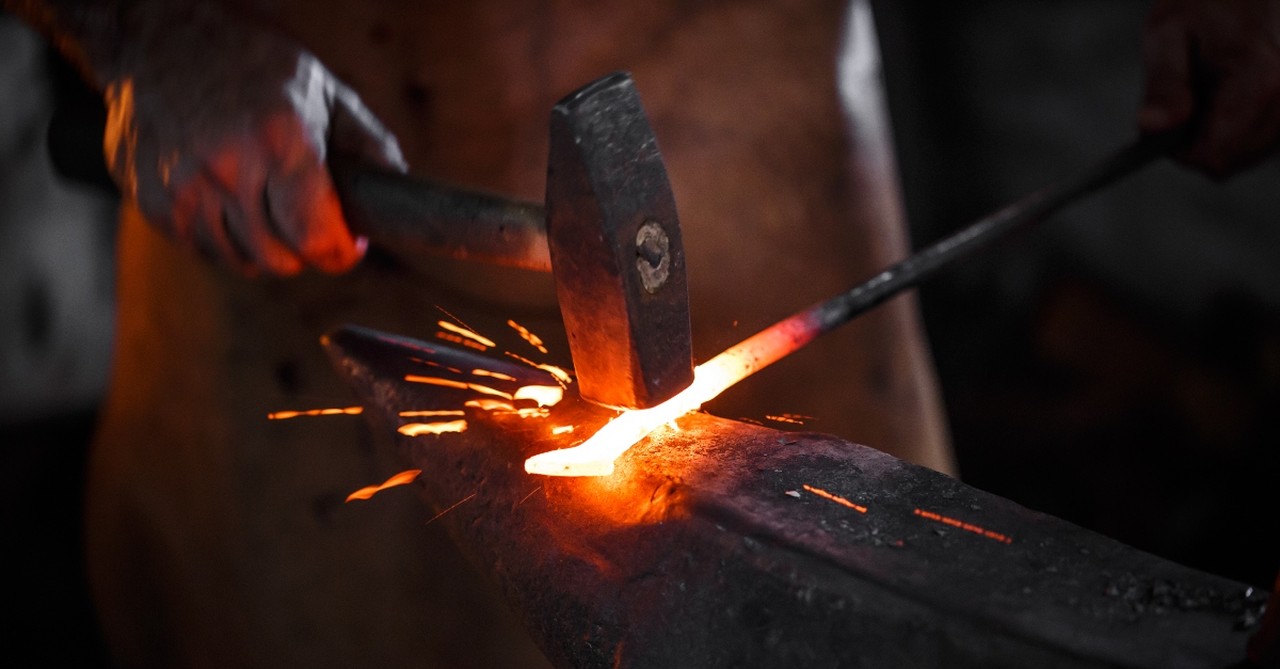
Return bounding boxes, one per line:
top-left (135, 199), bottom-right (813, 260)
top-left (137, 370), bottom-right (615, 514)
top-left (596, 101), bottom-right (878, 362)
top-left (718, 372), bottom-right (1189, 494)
top-left (437, 321), bottom-right (496, 348)
top-left (398, 420), bottom-right (468, 436)
top-left (913, 508), bottom-right (1012, 544)
top-left (525, 310), bottom-right (823, 477)
top-left (507, 319), bottom-right (550, 354)
top-left (346, 469), bottom-right (421, 502)
top-left (802, 484), bottom-right (867, 513)
top-left (267, 406), bottom-right (363, 420)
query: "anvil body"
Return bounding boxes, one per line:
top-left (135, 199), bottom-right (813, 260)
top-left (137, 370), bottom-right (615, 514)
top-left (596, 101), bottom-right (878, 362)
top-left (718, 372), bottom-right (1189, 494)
top-left (327, 325), bottom-right (1262, 668)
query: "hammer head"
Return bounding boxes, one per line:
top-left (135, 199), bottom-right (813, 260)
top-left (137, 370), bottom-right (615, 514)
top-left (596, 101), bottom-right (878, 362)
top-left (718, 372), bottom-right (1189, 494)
top-left (546, 73), bottom-right (694, 410)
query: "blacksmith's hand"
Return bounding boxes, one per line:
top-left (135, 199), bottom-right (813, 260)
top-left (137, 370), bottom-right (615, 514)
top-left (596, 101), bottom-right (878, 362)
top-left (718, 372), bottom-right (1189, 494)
top-left (1140, 0), bottom-right (1280, 178)
top-left (99, 3), bottom-right (405, 275)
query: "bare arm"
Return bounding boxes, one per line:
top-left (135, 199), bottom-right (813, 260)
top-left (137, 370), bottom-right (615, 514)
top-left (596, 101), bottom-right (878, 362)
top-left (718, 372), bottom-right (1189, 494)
top-left (5, 0), bottom-right (404, 274)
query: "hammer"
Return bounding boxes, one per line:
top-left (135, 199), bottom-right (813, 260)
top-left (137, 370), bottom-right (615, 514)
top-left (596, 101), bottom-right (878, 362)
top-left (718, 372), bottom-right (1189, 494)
top-left (333, 72), bottom-right (694, 411)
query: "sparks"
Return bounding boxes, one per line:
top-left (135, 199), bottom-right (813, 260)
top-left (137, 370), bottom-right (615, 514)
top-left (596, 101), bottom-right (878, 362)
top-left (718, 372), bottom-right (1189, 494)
top-left (551, 425), bottom-right (576, 435)
top-left (437, 320), bottom-right (496, 349)
top-left (465, 399), bottom-right (515, 412)
top-left (507, 319), bottom-right (550, 354)
top-left (345, 469), bottom-right (422, 502)
top-left (437, 331), bottom-right (489, 351)
top-left (411, 357), bottom-right (464, 374)
top-left (398, 420), bottom-right (468, 436)
top-left (514, 385), bottom-right (564, 407)
top-left (802, 484), bottom-right (867, 513)
top-left (425, 492), bottom-right (477, 526)
top-left (495, 407), bottom-right (550, 419)
top-left (267, 406), bottom-right (363, 420)
top-left (505, 352), bottom-right (573, 386)
top-left (399, 410), bottom-right (466, 417)
top-left (404, 375), bottom-right (513, 400)
top-left (524, 310), bottom-right (823, 476)
top-left (913, 508), bottom-right (1012, 544)
top-left (471, 369), bottom-right (517, 381)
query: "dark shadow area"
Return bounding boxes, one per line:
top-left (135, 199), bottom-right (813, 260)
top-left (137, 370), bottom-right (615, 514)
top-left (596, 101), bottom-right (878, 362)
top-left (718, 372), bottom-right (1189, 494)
top-left (878, 0), bottom-right (1280, 588)
top-left (0, 412), bottom-right (114, 668)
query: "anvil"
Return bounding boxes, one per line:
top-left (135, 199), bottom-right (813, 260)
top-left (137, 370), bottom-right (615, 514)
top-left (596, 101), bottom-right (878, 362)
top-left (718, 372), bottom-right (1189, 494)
top-left (324, 325), bottom-right (1265, 668)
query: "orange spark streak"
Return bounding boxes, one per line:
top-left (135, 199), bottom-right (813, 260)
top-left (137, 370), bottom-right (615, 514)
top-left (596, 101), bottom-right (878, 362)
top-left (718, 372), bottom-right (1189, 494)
top-left (505, 352), bottom-right (572, 386)
top-left (766, 414), bottom-right (808, 425)
top-left (437, 320), bottom-right (496, 348)
top-left (425, 492), bottom-right (477, 526)
top-left (267, 406), bottom-right (363, 420)
top-left (551, 425), bottom-right (576, 435)
top-left (802, 484), bottom-right (867, 513)
top-left (514, 385), bottom-right (564, 407)
top-left (399, 410), bottom-right (466, 417)
top-left (507, 319), bottom-right (549, 354)
top-left (465, 399), bottom-right (515, 412)
top-left (515, 485), bottom-right (543, 508)
top-left (471, 369), bottom-right (517, 381)
top-left (411, 358), bottom-right (464, 374)
top-left (913, 508), bottom-right (1012, 544)
top-left (398, 420), bottom-right (468, 436)
top-left (437, 332), bottom-right (489, 351)
top-left (404, 375), bottom-right (513, 400)
top-left (525, 310), bottom-right (823, 476)
top-left (495, 407), bottom-right (550, 419)
top-left (346, 469), bottom-right (422, 502)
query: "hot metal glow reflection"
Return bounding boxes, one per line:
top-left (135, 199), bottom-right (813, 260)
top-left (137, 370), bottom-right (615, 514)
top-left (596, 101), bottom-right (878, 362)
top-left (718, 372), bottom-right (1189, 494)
top-left (525, 310), bottom-right (823, 476)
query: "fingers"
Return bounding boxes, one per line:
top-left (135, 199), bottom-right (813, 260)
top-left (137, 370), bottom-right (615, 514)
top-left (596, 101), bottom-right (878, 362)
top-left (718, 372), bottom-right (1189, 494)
top-left (1185, 67), bottom-right (1280, 177)
top-left (265, 164), bottom-right (364, 274)
top-left (129, 121), bottom-right (359, 276)
top-left (204, 142), bottom-right (305, 276)
top-left (1140, 0), bottom-right (1280, 177)
top-left (329, 82), bottom-right (408, 172)
top-left (1139, 1), bottom-right (1195, 135)
top-left (262, 113), bottom-right (366, 274)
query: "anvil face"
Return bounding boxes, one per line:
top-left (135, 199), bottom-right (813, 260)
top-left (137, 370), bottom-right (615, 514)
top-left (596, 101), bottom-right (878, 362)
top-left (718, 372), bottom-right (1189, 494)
top-left (325, 325), bottom-right (1263, 669)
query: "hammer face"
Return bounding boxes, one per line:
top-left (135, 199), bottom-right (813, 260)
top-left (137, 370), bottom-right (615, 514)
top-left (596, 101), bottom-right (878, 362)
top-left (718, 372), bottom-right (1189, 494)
top-left (546, 72), bottom-right (694, 409)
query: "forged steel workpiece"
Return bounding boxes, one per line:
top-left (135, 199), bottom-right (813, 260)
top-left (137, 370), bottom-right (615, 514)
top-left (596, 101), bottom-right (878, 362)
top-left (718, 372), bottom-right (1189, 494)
top-left (545, 72), bottom-right (694, 410)
top-left (325, 324), bottom-right (1263, 669)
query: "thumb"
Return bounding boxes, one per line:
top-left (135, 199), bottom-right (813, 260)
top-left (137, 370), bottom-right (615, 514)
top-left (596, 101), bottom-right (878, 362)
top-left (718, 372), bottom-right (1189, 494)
top-left (1139, 16), bottom-right (1195, 135)
top-left (329, 82), bottom-right (408, 172)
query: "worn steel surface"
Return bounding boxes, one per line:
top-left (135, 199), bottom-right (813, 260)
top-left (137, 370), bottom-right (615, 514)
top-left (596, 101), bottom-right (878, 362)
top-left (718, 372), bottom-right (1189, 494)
top-left (545, 73), bottom-right (693, 410)
top-left (325, 325), bottom-right (1263, 669)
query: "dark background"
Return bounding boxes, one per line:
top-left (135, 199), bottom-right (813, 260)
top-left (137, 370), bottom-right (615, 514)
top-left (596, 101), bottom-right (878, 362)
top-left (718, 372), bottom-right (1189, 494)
top-left (2, 1), bottom-right (1278, 665)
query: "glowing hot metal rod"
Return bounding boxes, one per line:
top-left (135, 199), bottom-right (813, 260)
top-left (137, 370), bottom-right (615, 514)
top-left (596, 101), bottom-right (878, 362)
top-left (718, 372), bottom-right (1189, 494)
top-left (526, 132), bottom-right (1179, 477)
